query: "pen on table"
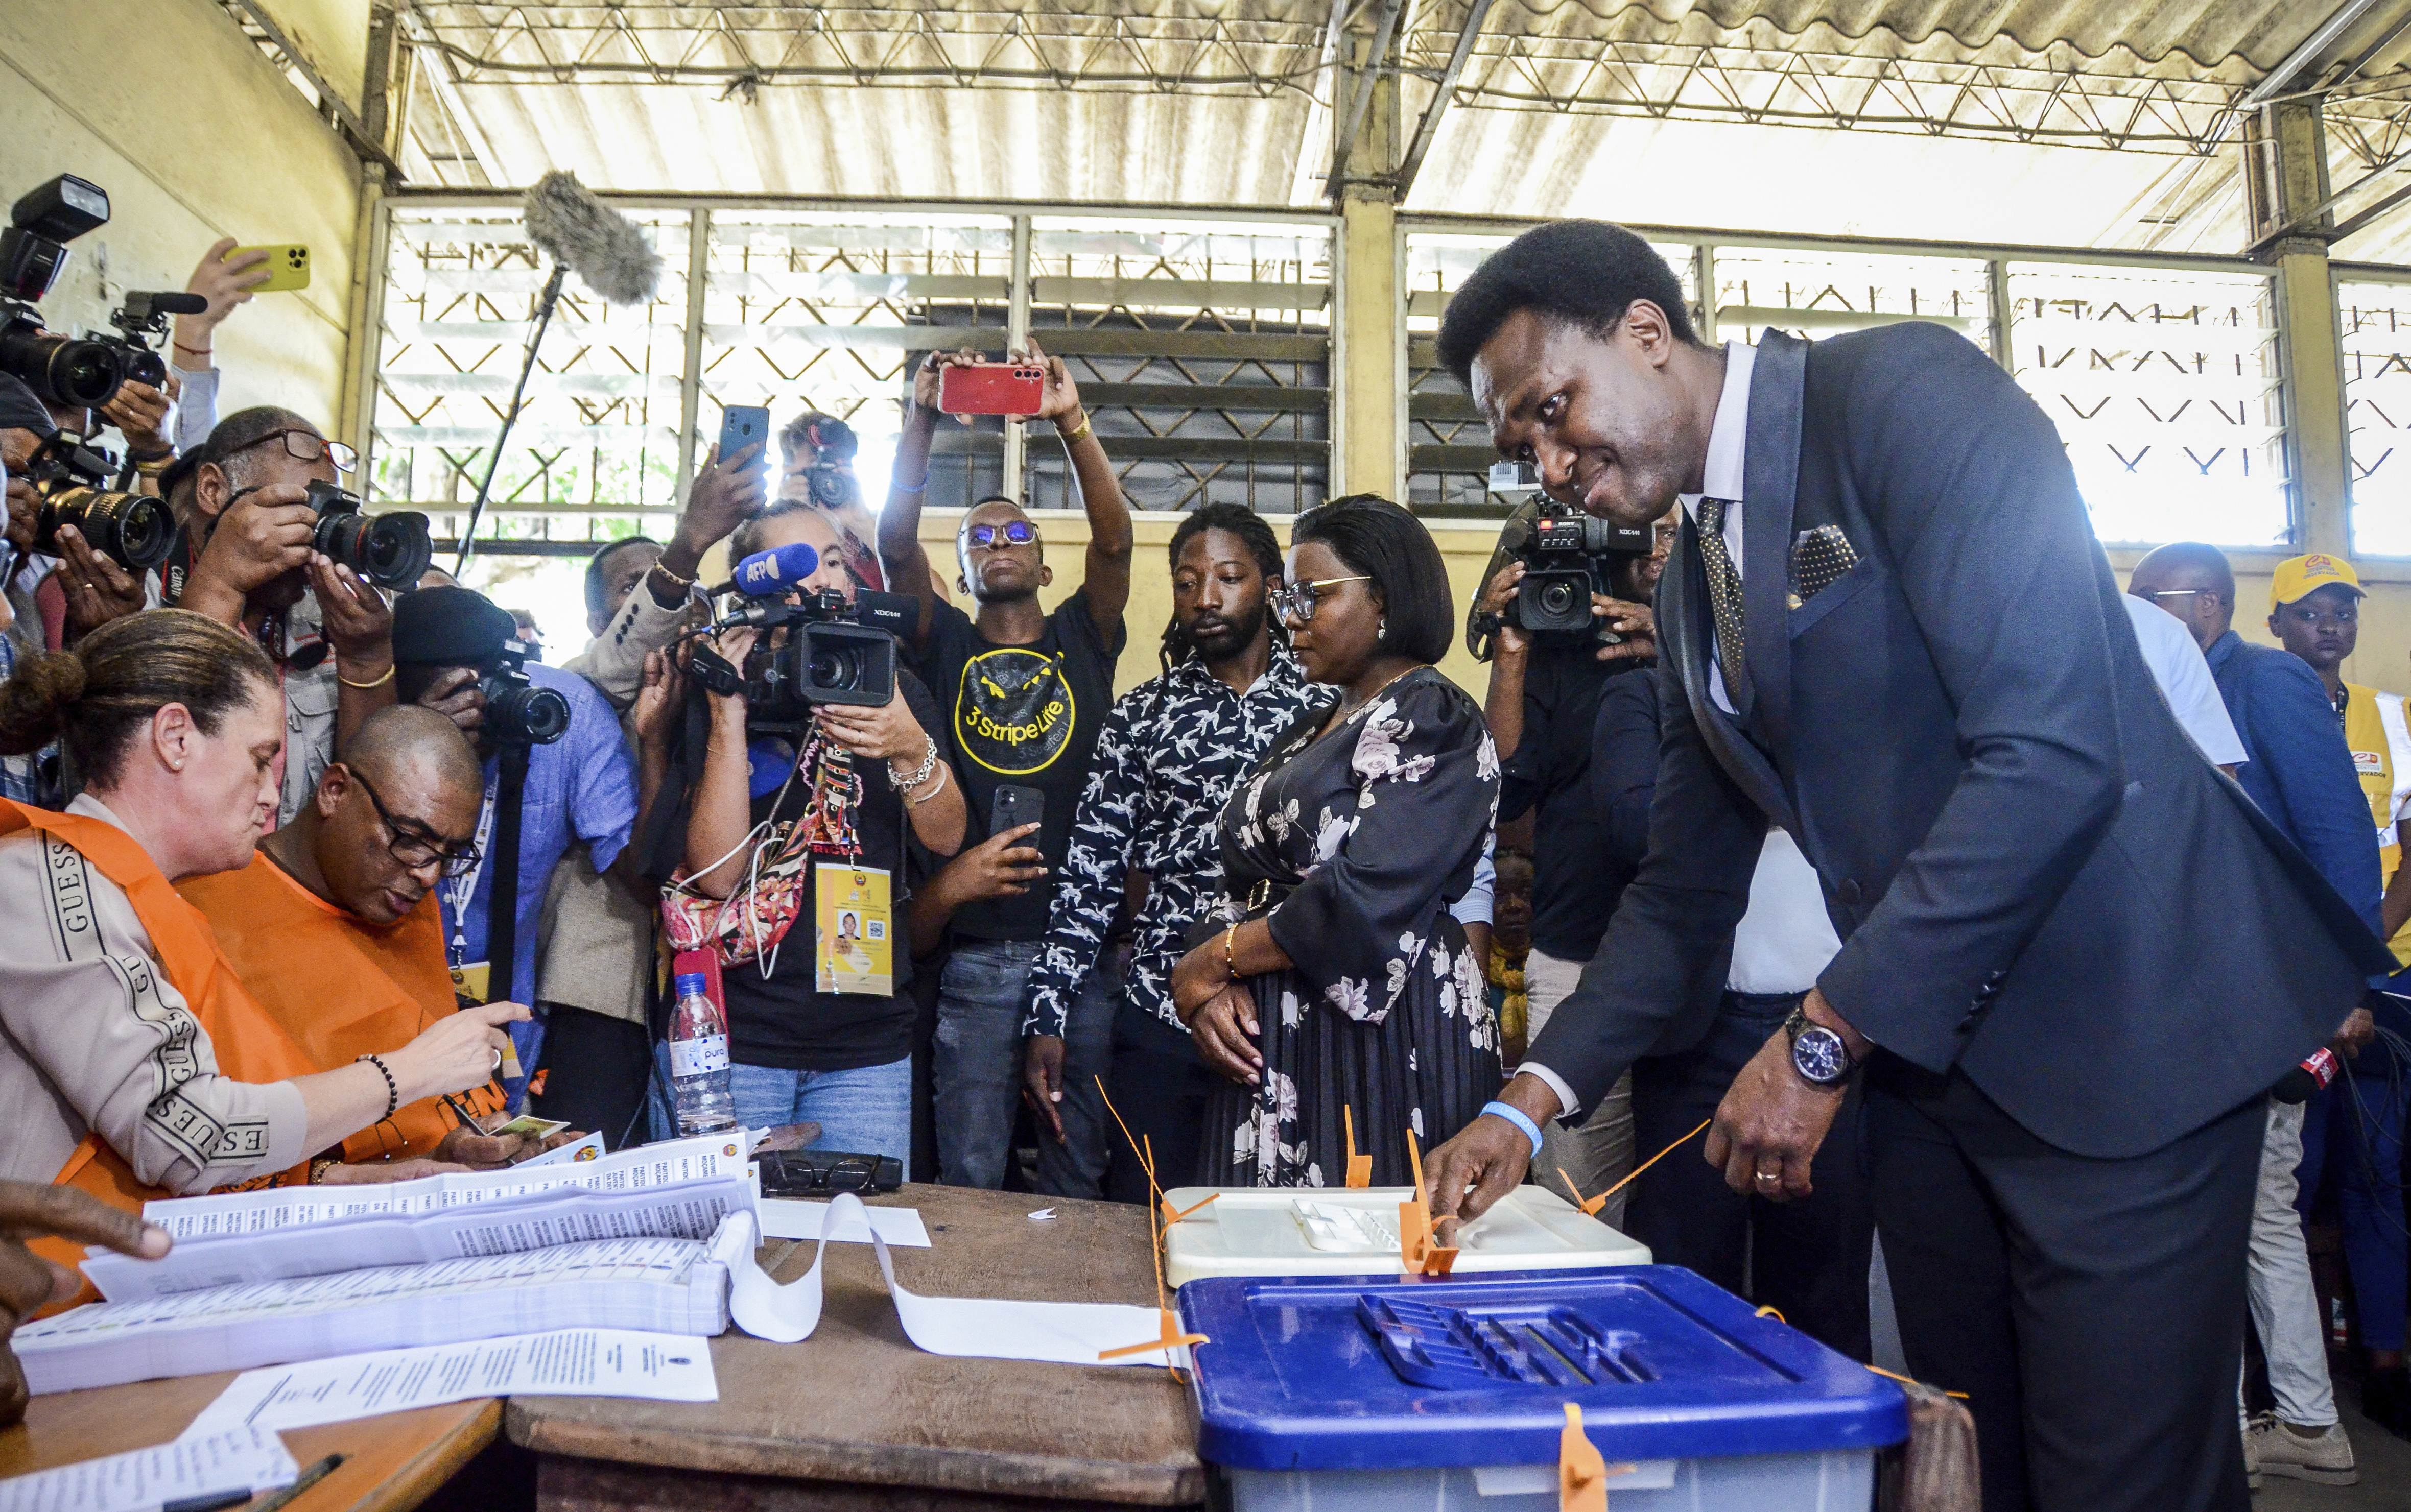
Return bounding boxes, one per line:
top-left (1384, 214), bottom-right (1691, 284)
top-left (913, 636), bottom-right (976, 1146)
top-left (441, 1091), bottom-right (488, 1135)
top-left (247, 1452), bottom-right (346, 1512)
top-left (161, 1489), bottom-right (258, 1512)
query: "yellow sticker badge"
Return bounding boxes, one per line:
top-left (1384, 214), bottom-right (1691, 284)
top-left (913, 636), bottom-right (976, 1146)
top-left (815, 862), bottom-right (893, 996)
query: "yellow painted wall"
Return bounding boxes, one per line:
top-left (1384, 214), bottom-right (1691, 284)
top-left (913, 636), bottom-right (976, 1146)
top-left (0, 0), bottom-right (358, 433)
top-left (254, 0), bottom-right (372, 114)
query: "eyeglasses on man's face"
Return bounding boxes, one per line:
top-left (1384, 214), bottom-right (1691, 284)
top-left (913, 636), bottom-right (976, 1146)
top-left (341, 764), bottom-right (481, 878)
top-left (223, 427), bottom-right (359, 474)
top-left (964, 520), bottom-right (1037, 550)
top-left (1271, 574), bottom-right (1372, 625)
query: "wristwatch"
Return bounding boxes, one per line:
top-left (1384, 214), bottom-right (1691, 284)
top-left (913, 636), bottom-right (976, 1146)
top-left (1783, 1004), bottom-right (1855, 1087)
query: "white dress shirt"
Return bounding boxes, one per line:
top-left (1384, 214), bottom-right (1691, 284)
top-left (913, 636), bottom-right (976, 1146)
top-left (2120, 596), bottom-right (2247, 768)
top-left (1727, 828), bottom-right (1842, 994)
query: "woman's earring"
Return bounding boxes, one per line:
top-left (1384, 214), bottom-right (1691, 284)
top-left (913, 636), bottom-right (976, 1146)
top-left (1378, 615), bottom-right (1388, 640)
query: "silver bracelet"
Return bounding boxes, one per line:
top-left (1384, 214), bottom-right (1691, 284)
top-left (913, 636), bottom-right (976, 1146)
top-left (886, 735), bottom-right (939, 791)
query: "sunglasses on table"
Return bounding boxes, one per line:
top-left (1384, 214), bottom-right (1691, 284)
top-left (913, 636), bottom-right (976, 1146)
top-left (1270, 574), bottom-right (1371, 625)
top-left (341, 764), bottom-right (482, 878)
top-left (964, 520), bottom-right (1038, 549)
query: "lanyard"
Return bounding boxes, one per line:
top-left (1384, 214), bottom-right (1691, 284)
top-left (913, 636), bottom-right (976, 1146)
top-left (443, 768), bottom-right (501, 966)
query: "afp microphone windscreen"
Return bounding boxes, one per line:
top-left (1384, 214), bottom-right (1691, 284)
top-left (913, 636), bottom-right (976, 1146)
top-left (521, 170), bottom-right (663, 306)
top-left (732, 542), bottom-right (820, 596)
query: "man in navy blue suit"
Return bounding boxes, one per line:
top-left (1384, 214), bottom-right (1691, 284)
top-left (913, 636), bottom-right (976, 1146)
top-left (1422, 221), bottom-right (2391, 1512)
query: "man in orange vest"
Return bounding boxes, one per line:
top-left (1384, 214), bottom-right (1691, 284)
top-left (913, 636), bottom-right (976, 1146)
top-left (180, 706), bottom-right (579, 1174)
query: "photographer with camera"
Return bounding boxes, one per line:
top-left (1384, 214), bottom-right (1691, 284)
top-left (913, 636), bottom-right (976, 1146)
top-left (170, 407), bottom-right (411, 823)
top-left (670, 499), bottom-right (965, 1163)
top-left (879, 340), bottom-right (1132, 1191)
top-left (1472, 503), bottom-right (1673, 1222)
top-left (397, 585), bottom-right (634, 1097)
top-left (778, 411), bottom-right (886, 592)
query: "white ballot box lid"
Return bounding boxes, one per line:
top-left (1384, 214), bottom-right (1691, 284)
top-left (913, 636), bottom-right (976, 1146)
top-left (1161, 1185), bottom-right (1650, 1288)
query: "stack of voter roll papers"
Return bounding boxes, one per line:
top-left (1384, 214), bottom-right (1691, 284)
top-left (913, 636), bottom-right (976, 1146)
top-left (14, 1134), bottom-right (759, 1395)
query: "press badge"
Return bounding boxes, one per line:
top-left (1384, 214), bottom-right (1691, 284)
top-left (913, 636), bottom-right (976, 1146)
top-left (450, 960), bottom-right (491, 1005)
top-left (815, 862), bottom-right (893, 996)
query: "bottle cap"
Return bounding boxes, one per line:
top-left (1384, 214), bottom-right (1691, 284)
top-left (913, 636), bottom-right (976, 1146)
top-left (674, 972), bottom-right (708, 999)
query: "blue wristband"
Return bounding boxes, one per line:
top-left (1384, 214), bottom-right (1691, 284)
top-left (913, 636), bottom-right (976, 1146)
top-left (1482, 1100), bottom-right (1543, 1156)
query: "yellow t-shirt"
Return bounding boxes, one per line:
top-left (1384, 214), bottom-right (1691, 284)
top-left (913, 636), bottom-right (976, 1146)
top-left (2341, 681), bottom-right (2411, 967)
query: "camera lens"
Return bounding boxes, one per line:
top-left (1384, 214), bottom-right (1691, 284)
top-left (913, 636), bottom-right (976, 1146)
top-left (1537, 579), bottom-right (1581, 618)
top-left (38, 486), bottom-right (171, 571)
top-left (358, 512), bottom-right (432, 589)
top-left (487, 684), bottom-right (571, 745)
top-left (807, 643), bottom-right (864, 691)
top-left (0, 326), bottom-right (125, 410)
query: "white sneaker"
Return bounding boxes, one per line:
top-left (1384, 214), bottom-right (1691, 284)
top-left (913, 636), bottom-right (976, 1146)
top-left (2245, 1412), bottom-right (2358, 1486)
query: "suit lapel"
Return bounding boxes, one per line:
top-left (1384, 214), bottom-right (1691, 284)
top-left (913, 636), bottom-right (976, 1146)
top-left (1665, 511), bottom-right (1799, 832)
top-left (1741, 328), bottom-right (1805, 760)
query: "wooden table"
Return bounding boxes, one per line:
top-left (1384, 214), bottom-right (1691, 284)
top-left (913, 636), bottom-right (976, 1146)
top-left (512, 1184), bottom-right (1205, 1510)
top-left (0, 1370), bottom-right (498, 1511)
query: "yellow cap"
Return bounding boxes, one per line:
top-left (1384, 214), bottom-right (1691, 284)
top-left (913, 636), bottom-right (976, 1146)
top-left (2271, 553), bottom-right (2365, 612)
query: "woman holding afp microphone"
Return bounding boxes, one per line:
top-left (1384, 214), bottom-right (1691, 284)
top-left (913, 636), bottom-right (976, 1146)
top-left (669, 500), bottom-right (965, 1163)
top-left (0, 610), bottom-right (527, 1300)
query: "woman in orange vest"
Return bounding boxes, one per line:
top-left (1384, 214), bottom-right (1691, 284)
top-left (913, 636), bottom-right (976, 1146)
top-left (0, 610), bottom-right (526, 1253)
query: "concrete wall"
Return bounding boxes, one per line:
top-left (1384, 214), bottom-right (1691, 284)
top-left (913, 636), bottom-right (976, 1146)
top-left (0, 0), bottom-right (359, 434)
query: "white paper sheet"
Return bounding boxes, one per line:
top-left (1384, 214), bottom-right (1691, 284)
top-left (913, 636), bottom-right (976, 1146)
top-left (0, 1425), bottom-right (296, 1512)
top-left (862, 1197), bottom-right (1186, 1369)
top-left (757, 1198), bottom-right (929, 1247)
top-left (517, 1130), bottom-right (606, 1168)
top-left (725, 1208), bottom-right (828, 1344)
top-left (178, 1328), bottom-right (718, 1441)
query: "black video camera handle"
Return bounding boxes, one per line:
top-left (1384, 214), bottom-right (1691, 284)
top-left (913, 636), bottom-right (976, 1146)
top-left (484, 740), bottom-right (532, 1011)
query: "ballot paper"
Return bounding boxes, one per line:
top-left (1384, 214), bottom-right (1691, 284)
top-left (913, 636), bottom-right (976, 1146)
top-left (86, 1136), bottom-right (756, 1301)
top-left (19, 1230), bottom-right (737, 1396)
top-left (726, 1194), bottom-right (1183, 1367)
top-left (0, 1425), bottom-right (296, 1512)
top-left (517, 1130), bottom-right (606, 1168)
top-left (757, 1199), bottom-right (929, 1247)
top-left (180, 1329), bottom-right (718, 1440)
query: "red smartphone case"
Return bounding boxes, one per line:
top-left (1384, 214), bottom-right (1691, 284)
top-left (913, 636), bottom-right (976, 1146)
top-left (939, 363), bottom-right (1046, 416)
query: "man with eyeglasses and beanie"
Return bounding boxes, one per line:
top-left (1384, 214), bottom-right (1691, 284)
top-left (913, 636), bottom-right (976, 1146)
top-left (1421, 222), bottom-right (2394, 1512)
top-left (395, 585), bottom-right (639, 1104)
top-left (879, 342), bottom-right (1132, 1191)
top-left (179, 705), bottom-right (587, 1178)
top-left (164, 407), bottom-right (396, 824)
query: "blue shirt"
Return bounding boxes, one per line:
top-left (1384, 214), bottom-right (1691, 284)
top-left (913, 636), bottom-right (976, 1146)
top-left (439, 662), bottom-right (638, 1011)
top-left (2204, 629), bottom-right (2384, 939)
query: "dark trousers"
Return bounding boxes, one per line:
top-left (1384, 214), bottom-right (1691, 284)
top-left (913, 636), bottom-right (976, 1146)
top-left (1868, 1059), bottom-right (2262, 1512)
top-left (529, 1004), bottom-right (652, 1150)
top-left (1626, 990), bottom-right (1874, 1360)
top-left (1103, 996), bottom-right (1219, 1205)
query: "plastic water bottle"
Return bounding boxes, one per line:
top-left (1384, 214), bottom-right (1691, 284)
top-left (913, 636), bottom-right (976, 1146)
top-left (667, 971), bottom-right (736, 1135)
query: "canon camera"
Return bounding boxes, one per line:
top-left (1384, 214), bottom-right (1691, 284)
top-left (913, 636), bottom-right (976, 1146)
top-left (20, 434), bottom-right (172, 571)
top-left (478, 640), bottom-right (570, 746)
top-left (304, 480), bottom-right (432, 591)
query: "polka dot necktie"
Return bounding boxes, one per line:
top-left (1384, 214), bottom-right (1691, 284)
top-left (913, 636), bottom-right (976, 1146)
top-left (1695, 496), bottom-right (1748, 693)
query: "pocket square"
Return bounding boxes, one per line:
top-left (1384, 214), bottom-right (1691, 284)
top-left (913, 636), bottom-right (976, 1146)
top-left (1790, 524), bottom-right (1859, 604)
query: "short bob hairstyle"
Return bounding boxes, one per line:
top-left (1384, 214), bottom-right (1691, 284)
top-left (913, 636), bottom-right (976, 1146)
top-left (1290, 494), bottom-right (1454, 666)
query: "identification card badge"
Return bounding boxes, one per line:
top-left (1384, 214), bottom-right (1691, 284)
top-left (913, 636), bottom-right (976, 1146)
top-left (451, 959), bottom-right (492, 1005)
top-left (815, 862), bottom-right (892, 996)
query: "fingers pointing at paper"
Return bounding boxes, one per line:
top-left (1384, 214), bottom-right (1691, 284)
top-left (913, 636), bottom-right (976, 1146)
top-left (0, 1181), bottom-right (172, 1425)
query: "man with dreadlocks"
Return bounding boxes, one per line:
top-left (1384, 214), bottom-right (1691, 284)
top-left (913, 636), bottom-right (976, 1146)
top-left (1017, 503), bottom-right (1332, 1199)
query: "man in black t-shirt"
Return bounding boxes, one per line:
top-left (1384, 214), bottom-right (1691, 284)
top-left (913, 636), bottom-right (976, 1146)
top-left (879, 341), bottom-right (1133, 1190)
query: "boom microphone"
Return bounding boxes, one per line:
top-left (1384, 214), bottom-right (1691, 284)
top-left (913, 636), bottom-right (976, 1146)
top-left (731, 543), bottom-right (820, 596)
top-left (522, 170), bottom-right (661, 307)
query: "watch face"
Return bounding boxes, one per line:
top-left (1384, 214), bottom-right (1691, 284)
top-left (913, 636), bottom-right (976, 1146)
top-left (1792, 1025), bottom-right (1850, 1085)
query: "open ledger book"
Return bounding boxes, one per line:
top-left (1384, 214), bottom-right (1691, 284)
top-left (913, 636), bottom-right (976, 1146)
top-left (15, 1135), bottom-right (758, 1395)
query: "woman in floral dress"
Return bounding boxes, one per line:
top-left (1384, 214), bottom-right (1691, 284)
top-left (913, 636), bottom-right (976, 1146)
top-left (1170, 495), bottom-right (1503, 1186)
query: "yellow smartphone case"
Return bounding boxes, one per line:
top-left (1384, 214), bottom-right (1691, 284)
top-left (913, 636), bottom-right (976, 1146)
top-left (230, 244), bottom-right (310, 291)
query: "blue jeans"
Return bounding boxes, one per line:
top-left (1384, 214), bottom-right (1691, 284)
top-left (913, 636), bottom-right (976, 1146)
top-left (648, 1045), bottom-right (911, 1164)
top-left (932, 939), bottom-right (1116, 1195)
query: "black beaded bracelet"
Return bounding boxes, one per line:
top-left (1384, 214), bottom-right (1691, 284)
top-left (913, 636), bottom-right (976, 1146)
top-left (357, 1052), bottom-right (398, 1121)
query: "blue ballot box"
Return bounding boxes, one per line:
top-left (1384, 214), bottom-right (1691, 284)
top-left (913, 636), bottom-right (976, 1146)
top-left (1178, 1265), bottom-right (1909, 1511)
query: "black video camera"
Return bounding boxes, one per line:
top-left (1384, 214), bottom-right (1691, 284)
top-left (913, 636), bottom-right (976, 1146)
top-left (21, 434), bottom-right (172, 571)
top-left (797, 417), bottom-right (859, 509)
top-left (690, 587), bottom-right (910, 732)
top-left (478, 639), bottom-right (570, 746)
top-left (305, 479), bottom-right (431, 590)
top-left (96, 291), bottom-right (209, 394)
top-left (1466, 497), bottom-right (1651, 660)
top-left (0, 176), bottom-right (126, 412)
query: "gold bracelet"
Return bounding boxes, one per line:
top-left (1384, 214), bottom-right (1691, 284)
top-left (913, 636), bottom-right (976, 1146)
top-left (1063, 412), bottom-right (1093, 445)
top-left (650, 559), bottom-right (696, 590)
top-left (1222, 922), bottom-right (1240, 979)
top-left (337, 664), bottom-right (395, 689)
top-left (308, 1157), bottom-right (340, 1185)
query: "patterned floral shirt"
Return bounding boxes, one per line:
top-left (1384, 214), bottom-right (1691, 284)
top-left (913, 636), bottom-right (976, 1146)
top-left (1020, 643), bottom-right (1333, 1038)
